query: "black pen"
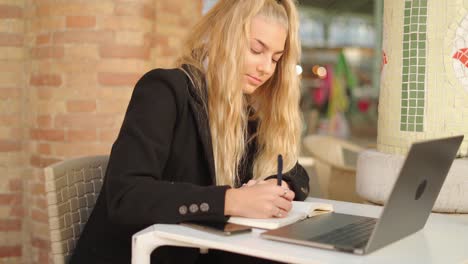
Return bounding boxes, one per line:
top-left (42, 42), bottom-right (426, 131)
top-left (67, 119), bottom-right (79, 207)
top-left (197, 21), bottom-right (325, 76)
top-left (277, 154), bottom-right (283, 186)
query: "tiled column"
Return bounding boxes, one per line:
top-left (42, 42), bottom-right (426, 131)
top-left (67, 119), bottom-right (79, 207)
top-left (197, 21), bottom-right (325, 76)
top-left (357, 0), bottom-right (468, 213)
top-left (377, 0), bottom-right (468, 155)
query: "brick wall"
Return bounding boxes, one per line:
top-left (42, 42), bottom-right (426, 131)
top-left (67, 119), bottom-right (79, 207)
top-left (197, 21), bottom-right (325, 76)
top-left (0, 0), bottom-right (202, 263)
top-left (0, 0), bottom-right (26, 262)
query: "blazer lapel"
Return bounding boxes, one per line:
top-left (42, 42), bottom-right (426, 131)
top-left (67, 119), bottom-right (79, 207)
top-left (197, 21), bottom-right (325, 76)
top-left (180, 68), bottom-right (217, 185)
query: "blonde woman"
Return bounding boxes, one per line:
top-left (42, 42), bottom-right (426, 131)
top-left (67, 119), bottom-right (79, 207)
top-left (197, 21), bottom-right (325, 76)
top-left (71, 0), bottom-right (309, 263)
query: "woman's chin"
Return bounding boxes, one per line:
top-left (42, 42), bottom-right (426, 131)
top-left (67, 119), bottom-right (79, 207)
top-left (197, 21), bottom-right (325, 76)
top-left (242, 84), bottom-right (258, 94)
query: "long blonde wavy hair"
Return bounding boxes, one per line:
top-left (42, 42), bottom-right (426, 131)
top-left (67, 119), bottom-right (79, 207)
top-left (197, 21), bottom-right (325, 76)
top-left (177, 0), bottom-right (302, 186)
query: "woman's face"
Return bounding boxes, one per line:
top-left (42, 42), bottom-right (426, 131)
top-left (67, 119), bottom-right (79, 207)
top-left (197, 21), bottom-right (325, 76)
top-left (243, 15), bottom-right (287, 94)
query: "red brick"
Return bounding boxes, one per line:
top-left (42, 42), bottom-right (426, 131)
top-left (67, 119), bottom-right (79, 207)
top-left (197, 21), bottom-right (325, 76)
top-left (30, 129), bottom-right (65, 141)
top-left (98, 72), bottom-right (141, 86)
top-left (66, 16), bottom-right (96, 28)
top-left (35, 197), bottom-right (47, 209)
top-left (55, 113), bottom-right (119, 128)
top-left (115, 3), bottom-right (154, 20)
top-left (36, 34), bottom-right (51, 46)
top-left (31, 237), bottom-right (50, 250)
top-left (0, 5), bottom-right (23, 19)
top-left (31, 46), bottom-right (64, 59)
top-left (67, 129), bottom-right (97, 142)
top-left (9, 178), bottom-right (23, 192)
top-left (0, 88), bottom-right (21, 99)
top-left (0, 140), bottom-right (22, 152)
top-left (0, 33), bottom-right (23, 47)
top-left (99, 44), bottom-right (150, 59)
top-left (0, 194), bottom-right (21, 205)
top-left (0, 220), bottom-right (21, 231)
top-left (0, 245), bottom-right (21, 258)
top-left (10, 206), bottom-right (24, 218)
top-left (66, 100), bottom-right (96, 113)
top-left (37, 143), bottom-right (51, 155)
top-left (30, 74), bottom-right (62, 87)
top-left (31, 209), bottom-right (48, 223)
top-left (53, 30), bottom-right (113, 44)
top-left (37, 115), bottom-right (53, 128)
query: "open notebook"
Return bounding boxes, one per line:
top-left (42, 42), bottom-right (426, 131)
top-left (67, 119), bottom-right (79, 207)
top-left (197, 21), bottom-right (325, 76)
top-left (228, 201), bottom-right (333, 230)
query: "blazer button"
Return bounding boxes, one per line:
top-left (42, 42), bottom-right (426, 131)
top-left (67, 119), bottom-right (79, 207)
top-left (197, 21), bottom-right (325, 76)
top-left (179, 205), bottom-right (188, 215)
top-left (200, 203), bottom-right (210, 212)
top-left (189, 204), bottom-right (199, 213)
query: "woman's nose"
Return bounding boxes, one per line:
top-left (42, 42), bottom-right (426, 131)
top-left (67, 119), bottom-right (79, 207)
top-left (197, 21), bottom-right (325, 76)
top-left (257, 57), bottom-right (274, 75)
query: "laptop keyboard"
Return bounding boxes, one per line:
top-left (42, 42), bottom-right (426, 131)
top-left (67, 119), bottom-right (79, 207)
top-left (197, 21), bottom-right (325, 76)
top-left (309, 217), bottom-right (377, 248)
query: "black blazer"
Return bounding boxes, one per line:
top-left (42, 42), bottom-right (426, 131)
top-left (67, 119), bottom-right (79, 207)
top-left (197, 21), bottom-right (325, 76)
top-left (71, 68), bottom-right (310, 264)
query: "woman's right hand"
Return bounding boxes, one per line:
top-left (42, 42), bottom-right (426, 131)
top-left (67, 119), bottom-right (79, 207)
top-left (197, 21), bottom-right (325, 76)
top-left (224, 183), bottom-right (294, 218)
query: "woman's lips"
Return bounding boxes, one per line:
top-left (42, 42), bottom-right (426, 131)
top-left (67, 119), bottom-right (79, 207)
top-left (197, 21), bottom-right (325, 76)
top-left (246, 74), bottom-right (262, 85)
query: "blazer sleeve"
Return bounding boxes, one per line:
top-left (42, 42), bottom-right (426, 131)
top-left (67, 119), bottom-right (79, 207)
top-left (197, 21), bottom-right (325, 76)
top-left (104, 69), bottom-right (229, 228)
top-left (264, 162), bottom-right (310, 201)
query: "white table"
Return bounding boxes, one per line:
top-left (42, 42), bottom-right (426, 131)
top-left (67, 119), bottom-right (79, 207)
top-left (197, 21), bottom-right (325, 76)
top-left (132, 198), bottom-right (468, 264)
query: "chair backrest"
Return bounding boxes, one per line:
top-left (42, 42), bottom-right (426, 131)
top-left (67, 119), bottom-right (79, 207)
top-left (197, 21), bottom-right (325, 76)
top-left (44, 155), bottom-right (109, 264)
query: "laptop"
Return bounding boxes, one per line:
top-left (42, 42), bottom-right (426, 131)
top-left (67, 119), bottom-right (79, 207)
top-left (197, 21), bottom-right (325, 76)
top-left (262, 135), bottom-right (463, 255)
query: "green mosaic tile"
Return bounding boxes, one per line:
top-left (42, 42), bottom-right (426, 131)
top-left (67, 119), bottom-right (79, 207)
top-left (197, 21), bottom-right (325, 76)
top-left (413, 9), bottom-right (419, 16)
top-left (418, 75), bottom-right (424, 82)
top-left (417, 108), bottom-right (424, 115)
top-left (418, 58), bottom-right (425, 64)
top-left (419, 16), bottom-right (427, 23)
top-left (416, 125), bottom-right (423, 132)
top-left (405, 1), bottom-right (411, 8)
top-left (402, 108), bottom-right (408, 115)
top-left (410, 100), bottom-right (416, 107)
top-left (402, 100), bottom-right (408, 107)
top-left (404, 34), bottom-right (410, 41)
top-left (420, 33), bottom-right (426, 40)
top-left (409, 108), bottom-right (416, 115)
top-left (410, 75), bottom-right (416, 82)
top-left (401, 124), bottom-right (407, 130)
top-left (411, 33), bottom-right (418, 40)
top-left (401, 116), bottom-right (407, 122)
top-left (410, 91), bottom-right (417, 97)
top-left (418, 91), bottom-right (424, 97)
top-left (410, 50), bottom-right (417, 56)
top-left (419, 42), bottom-right (426, 49)
top-left (410, 83), bottom-right (417, 89)
top-left (404, 18), bottom-right (410, 25)
top-left (402, 91), bottom-right (408, 99)
top-left (402, 83), bottom-right (409, 90)
top-left (408, 124), bottom-right (415, 131)
top-left (418, 99), bottom-right (425, 106)
top-left (418, 83), bottom-right (424, 90)
top-left (420, 8), bottom-right (427, 15)
top-left (405, 9), bottom-right (411, 17)
top-left (403, 50), bottom-right (409, 56)
top-left (416, 116), bottom-right (423, 123)
top-left (409, 116), bottom-right (415, 123)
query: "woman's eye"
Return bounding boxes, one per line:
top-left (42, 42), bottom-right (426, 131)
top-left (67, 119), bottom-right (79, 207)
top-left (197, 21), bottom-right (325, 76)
top-left (251, 48), bottom-right (261, 54)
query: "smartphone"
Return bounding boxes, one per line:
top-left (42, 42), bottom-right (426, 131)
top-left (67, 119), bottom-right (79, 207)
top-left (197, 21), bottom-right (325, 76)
top-left (181, 221), bottom-right (252, 236)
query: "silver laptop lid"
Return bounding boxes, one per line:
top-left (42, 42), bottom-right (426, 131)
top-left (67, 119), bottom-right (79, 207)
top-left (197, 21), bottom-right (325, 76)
top-left (365, 135), bottom-right (463, 253)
